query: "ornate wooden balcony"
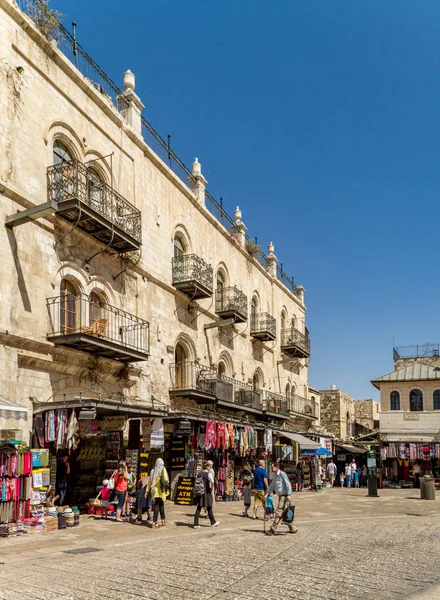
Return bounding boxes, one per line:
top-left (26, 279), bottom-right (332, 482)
top-left (215, 286), bottom-right (247, 323)
top-left (46, 293), bottom-right (149, 362)
top-left (261, 390), bottom-right (290, 419)
top-left (250, 312), bottom-right (276, 342)
top-left (281, 327), bottom-right (310, 358)
top-left (172, 254), bottom-right (213, 299)
top-left (46, 160), bottom-right (141, 253)
top-left (169, 362), bottom-right (262, 413)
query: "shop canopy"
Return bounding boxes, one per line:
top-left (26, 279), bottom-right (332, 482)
top-left (300, 447), bottom-right (332, 456)
top-left (33, 397), bottom-right (168, 418)
top-left (281, 431), bottom-right (321, 450)
top-left (0, 398), bottom-right (28, 420)
top-left (338, 444), bottom-right (367, 455)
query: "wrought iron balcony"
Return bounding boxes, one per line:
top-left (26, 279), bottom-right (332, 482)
top-left (47, 160), bottom-right (141, 253)
top-left (169, 362), bottom-right (263, 413)
top-left (172, 254), bottom-right (213, 299)
top-left (281, 327), bottom-right (310, 359)
top-left (250, 313), bottom-right (276, 342)
top-left (291, 393), bottom-right (317, 419)
top-left (261, 390), bottom-right (289, 419)
top-left (215, 286), bottom-right (247, 323)
top-left (46, 293), bottom-right (149, 362)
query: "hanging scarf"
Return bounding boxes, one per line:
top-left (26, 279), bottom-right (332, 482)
top-left (150, 458), bottom-right (164, 489)
top-left (66, 410), bottom-right (79, 450)
top-left (150, 418), bottom-right (164, 448)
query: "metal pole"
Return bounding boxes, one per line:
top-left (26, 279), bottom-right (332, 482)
top-left (72, 22), bottom-right (78, 69)
top-left (167, 134), bottom-right (171, 167)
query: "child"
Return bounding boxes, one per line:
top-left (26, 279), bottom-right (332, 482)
top-left (265, 493), bottom-right (275, 520)
top-left (339, 471), bottom-right (345, 488)
top-left (98, 478), bottom-right (112, 519)
top-left (354, 469), bottom-right (360, 489)
top-left (242, 480), bottom-right (252, 517)
top-left (136, 474), bottom-right (153, 525)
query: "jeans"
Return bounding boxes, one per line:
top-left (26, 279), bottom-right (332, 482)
top-left (57, 482), bottom-right (68, 506)
top-left (194, 506), bottom-right (215, 526)
top-left (346, 476), bottom-right (351, 488)
top-left (114, 490), bottom-right (126, 510)
top-left (153, 498), bottom-right (165, 523)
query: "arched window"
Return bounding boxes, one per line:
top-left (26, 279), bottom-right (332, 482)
top-left (285, 383), bottom-right (291, 400)
top-left (281, 310), bottom-right (286, 332)
top-left (346, 411), bottom-right (351, 438)
top-left (87, 168), bottom-right (105, 212)
top-left (60, 279), bottom-right (78, 333)
top-left (291, 315), bottom-right (297, 329)
top-left (217, 271), bottom-right (225, 309)
top-left (89, 291), bottom-right (104, 327)
top-left (390, 391), bottom-right (400, 411)
top-left (252, 372), bottom-right (260, 391)
top-left (174, 235), bottom-right (185, 259)
top-left (53, 140), bottom-right (72, 165)
top-left (311, 395), bottom-right (316, 416)
top-left (434, 391), bottom-right (440, 410)
top-left (251, 295), bottom-right (258, 328)
top-left (218, 361), bottom-right (226, 378)
top-left (174, 343), bottom-right (188, 389)
top-left (410, 389), bottom-right (423, 412)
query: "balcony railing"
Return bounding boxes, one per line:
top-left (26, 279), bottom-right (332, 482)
top-left (46, 293), bottom-right (149, 362)
top-left (47, 160), bottom-right (141, 252)
top-left (291, 394), bottom-right (317, 419)
top-left (172, 254), bottom-right (213, 300)
top-left (169, 362), bottom-right (262, 412)
top-left (281, 327), bottom-right (310, 359)
top-left (250, 313), bottom-right (276, 342)
top-left (261, 391), bottom-right (289, 418)
top-left (393, 343), bottom-right (440, 361)
top-left (215, 286), bottom-right (247, 323)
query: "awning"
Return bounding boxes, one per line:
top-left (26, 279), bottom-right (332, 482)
top-left (280, 431), bottom-right (321, 449)
top-left (32, 398), bottom-right (168, 418)
top-left (0, 398), bottom-right (28, 420)
top-left (301, 447), bottom-right (332, 456)
top-left (338, 444), bottom-right (367, 455)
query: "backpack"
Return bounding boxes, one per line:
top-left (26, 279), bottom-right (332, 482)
top-left (160, 473), bottom-right (170, 493)
top-left (281, 504), bottom-right (295, 524)
top-left (193, 471), bottom-right (206, 498)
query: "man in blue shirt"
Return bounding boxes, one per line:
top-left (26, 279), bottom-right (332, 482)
top-left (266, 462), bottom-right (297, 534)
top-left (252, 459), bottom-right (269, 519)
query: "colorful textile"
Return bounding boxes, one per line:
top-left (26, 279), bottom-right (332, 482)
top-left (205, 421), bottom-right (217, 450)
top-left (150, 418), bottom-right (164, 448)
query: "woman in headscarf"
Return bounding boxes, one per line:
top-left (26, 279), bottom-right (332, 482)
top-left (148, 458), bottom-right (170, 528)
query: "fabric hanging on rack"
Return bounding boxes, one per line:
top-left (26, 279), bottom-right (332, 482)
top-left (265, 429), bottom-right (273, 452)
top-left (150, 418), bottom-right (164, 448)
top-left (205, 421), bottom-right (217, 450)
top-left (409, 444), bottom-right (417, 460)
top-left (56, 409), bottom-right (68, 449)
top-left (33, 416), bottom-right (45, 448)
top-left (66, 410), bottom-right (79, 450)
top-left (217, 422), bottom-right (226, 449)
top-left (227, 424), bottom-right (234, 449)
top-left (45, 410), bottom-right (56, 442)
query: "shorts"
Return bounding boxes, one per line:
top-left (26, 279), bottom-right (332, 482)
top-left (244, 503), bottom-right (251, 509)
top-left (114, 490), bottom-right (126, 510)
top-left (266, 508), bottom-right (274, 516)
top-left (254, 489), bottom-right (266, 507)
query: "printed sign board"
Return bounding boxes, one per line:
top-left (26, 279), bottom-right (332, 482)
top-left (102, 416), bottom-right (126, 431)
top-left (174, 476), bottom-right (195, 505)
top-left (170, 438), bottom-right (186, 470)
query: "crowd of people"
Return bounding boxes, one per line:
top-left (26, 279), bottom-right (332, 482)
top-left (326, 458), bottom-right (368, 488)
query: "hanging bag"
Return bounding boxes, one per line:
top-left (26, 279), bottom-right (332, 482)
top-left (107, 471), bottom-right (116, 490)
top-left (281, 504), bottom-right (295, 524)
top-left (192, 470), bottom-right (206, 498)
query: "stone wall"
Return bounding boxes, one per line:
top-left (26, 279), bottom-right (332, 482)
top-left (354, 399), bottom-right (380, 430)
top-left (0, 0), bottom-right (311, 435)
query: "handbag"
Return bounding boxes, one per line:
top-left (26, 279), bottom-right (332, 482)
top-left (160, 473), bottom-right (170, 493)
top-left (107, 471), bottom-right (116, 490)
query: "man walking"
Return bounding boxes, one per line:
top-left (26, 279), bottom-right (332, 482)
top-left (327, 459), bottom-right (337, 487)
top-left (350, 458), bottom-right (357, 488)
top-left (266, 462), bottom-right (297, 534)
top-left (252, 459), bottom-right (269, 519)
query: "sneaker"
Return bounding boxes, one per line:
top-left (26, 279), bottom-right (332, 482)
top-left (193, 525), bottom-right (201, 529)
top-left (211, 521), bottom-right (220, 528)
top-left (161, 520), bottom-right (167, 526)
top-left (151, 523), bottom-right (159, 529)
top-left (242, 511), bottom-right (247, 517)
top-left (288, 526), bottom-right (298, 534)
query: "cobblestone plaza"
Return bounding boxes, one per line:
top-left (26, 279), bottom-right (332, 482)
top-left (1, 489), bottom-right (440, 600)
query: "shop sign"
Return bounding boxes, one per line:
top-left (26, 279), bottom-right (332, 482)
top-left (367, 457), bottom-right (376, 468)
top-left (102, 416), bottom-right (126, 431)
top-left (337, 454), bottom-right (346, 462)
top-left (0, 429), bottom-right (22, 441)
top-left (174, 476), bottom-right (195, 505)
top-left (175, 420), bottom-right (192, 436)
top-left (170, 438), bottom-right (186, 470)
top-left (404, 414), bottom-right (420, 421)
top-left (139, 450), bottom-right (160, 479)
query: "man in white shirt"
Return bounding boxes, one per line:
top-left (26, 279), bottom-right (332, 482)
top-left (344, 463), bottom-right (351, 488)
top-left (327, 460), bottom-right (337, 487)
top-left (350, 459), bottom-right (357, 488)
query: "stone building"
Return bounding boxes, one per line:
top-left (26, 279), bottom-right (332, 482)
top-left (0, 0), bottom-right (316, 441)
top-left (319, 388), bottom-right (377, 440)
top-left (373, 343), bottom-right (440, 443)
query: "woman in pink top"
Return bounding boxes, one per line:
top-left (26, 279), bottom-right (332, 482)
top-left (113, 460), bottom-right (130, 522)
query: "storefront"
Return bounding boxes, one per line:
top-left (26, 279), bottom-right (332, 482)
top-left (380, 436), bottom-right (440, 488)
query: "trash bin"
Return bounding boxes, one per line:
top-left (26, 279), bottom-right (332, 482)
top-left (423, 476), bottom-right (436, 500)
top-left (420, 476), bottom-right (426, 499)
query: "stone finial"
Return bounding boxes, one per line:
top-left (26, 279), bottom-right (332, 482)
top-left (231, 206), bottom-right (246, 247)
top-left (234, 206), bottom-right (242, 223)
top-left (296, 285), bottom-right (305, 304)
top-left (266, 241), bottom-right (278, 277)
top-left (123, 69), bottom-right (135, 91)
top-left (188, 157), bottom-right (207, 206)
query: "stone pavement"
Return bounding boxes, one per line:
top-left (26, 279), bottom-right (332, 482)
top-left (1, 488), bottom-right (440, 599)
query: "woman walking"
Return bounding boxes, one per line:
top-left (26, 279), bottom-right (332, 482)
top-left (193, 461), bottom-right (219, 529)
top-left (149, 458), bottom-right (170, 528)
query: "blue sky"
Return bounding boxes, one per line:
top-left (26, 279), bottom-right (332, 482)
top-left (52, 0), bottom-right (440, 401)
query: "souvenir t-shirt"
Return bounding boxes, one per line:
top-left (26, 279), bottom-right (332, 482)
top-left (253, 467), bottom-right (267, 491)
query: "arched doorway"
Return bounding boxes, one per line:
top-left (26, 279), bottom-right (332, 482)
top-left (60, 279), bottom-right (78, 334)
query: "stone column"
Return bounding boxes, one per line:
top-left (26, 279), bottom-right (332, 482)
top-left (117, 70), bottom-right (144, 136)
top-left (266, 241), bottom-right (278, 277)
top-left (296, 285), bottom-right (305, 304)
top-left (188, 158), bottom-right (207, 206)
top-left (231, 206), bottom-right (247, 247)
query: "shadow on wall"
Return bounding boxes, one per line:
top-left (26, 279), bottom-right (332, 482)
top-left (7, 227), bottom-right (32, 312)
